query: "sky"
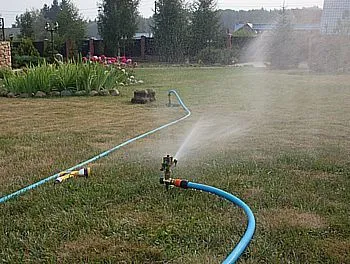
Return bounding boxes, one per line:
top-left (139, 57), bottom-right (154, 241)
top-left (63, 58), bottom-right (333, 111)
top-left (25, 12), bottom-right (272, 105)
top-left (1, 0), bottom-right (324, 27)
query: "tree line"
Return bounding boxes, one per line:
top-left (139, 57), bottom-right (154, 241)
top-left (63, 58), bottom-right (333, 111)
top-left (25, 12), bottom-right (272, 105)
top-left (13, 0), bottom-right (322, 63)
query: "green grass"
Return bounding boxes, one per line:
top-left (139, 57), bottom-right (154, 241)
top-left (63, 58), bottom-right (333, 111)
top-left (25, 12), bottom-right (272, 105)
top-left (0, 67), bottom-right (350, 263)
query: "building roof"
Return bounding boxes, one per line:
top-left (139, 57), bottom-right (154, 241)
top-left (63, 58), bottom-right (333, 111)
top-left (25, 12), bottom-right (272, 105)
top-left (3, 28), bottom-right (21, 40)
top-left (86, 22), bottom-right (153, 40)
top-left (234, 23), bottom-right (320, 32)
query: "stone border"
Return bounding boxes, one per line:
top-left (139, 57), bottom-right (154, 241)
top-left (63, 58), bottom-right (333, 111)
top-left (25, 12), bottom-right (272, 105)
top-left (0, 88), bottom-right (120, 98)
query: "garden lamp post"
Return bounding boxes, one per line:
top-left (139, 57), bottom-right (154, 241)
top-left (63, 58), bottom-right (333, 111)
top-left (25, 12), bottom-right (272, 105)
top-left (206, 39), bottom-right (213, 53)
top-left (9, 34), bottom-right (13, 53)
top-left (0, 18), bottom-right (5, 41)
top-left (45, 22), bottom-right (59, 61)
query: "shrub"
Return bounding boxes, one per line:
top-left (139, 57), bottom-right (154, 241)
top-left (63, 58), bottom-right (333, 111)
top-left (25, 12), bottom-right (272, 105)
top-left (16, 38), bottom-right (40, 57)
top-left (197, 48), bottom-right (238, 65)
top-left (12, 55), bottom-right (45, 68)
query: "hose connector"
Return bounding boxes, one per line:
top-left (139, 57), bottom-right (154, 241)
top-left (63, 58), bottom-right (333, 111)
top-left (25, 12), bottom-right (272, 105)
top-left (171, 178), bottom-right (189, 189)
top-left (160, 177), bottom-right (188, 189)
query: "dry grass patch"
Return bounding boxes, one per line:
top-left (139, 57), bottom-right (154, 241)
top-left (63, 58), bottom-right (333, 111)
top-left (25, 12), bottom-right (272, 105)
top-left (259, 208), bottom-right (328, 230)
top-left (322, 239), bottom-right (350, 263)
top-left (58, 234), bottom-right (162, 263)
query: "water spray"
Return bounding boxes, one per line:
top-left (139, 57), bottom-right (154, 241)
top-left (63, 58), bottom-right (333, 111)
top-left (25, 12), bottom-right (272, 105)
top-left (54, 167), bottom-right (91, 184)
top-left (159, 155), bottom-right (256, 264)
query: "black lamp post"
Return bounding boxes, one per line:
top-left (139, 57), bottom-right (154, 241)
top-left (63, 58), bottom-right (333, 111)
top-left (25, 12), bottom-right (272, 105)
top-left (0, 18), bottom-right (5, 41)
top-left (207, 39), bottom-right (213, 52)
top-left (45, 22), bottom-right (59, 60)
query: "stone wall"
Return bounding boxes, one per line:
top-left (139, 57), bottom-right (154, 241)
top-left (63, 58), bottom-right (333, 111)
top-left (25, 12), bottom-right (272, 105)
top-left (0, 42), bottom-right (11, 68)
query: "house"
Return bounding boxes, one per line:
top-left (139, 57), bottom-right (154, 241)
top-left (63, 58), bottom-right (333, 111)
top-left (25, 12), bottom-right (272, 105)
top-left (86, 21), bottom-right (153, 40)
top-left (233, 23), bottom-right (257, 35)
top-left (233, 23), bottom-right (320, 34)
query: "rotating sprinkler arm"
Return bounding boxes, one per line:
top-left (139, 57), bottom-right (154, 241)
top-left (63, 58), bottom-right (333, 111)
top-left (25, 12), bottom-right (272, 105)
top-left (161, 178), bottom-right (256, 264)
top-left (160, 155), bottom-right (177, 190)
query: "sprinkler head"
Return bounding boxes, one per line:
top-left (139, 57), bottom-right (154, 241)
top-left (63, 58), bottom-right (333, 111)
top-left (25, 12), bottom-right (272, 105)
top-left (160, 155), bottom-right (177, 189)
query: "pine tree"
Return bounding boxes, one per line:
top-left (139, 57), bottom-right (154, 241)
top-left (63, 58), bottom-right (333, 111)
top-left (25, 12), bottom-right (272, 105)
top-left (98, 0), bottom-right (140, 56)
top-left (153, 0), bottom-right (189, 62)
top-left (190, 0), bottom-right (220, 57)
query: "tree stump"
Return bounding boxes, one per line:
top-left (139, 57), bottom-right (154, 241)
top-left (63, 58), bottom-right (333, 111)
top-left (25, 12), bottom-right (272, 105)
top-left (131, 89), bottom-right (156, 104)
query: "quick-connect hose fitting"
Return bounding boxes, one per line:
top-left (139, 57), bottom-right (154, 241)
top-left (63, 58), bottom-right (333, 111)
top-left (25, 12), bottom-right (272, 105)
top-left (172, 179), bottom-right (188, 189)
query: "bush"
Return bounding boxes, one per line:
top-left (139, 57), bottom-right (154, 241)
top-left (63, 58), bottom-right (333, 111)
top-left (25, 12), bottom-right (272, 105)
top-left (197, 48), bottom-right (238, 65)
top-left (16, 38), bottom-right (40, 57)
top-left (12, 55), bottom-right (45, 68)
top-left (308, 35), bottom-right (350, 73)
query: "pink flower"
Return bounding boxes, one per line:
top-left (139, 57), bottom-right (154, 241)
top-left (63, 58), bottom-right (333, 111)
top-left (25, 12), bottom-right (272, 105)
top-left (121, 56), bottom-right (127, 64)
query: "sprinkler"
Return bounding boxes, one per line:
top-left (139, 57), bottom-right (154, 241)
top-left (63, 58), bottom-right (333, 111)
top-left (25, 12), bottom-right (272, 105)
top-left (159, 156), bottom-right (256, 264)
top-left (54, 167), bottom-right (91, 184)
top-left (159, 155), bottom-right (177, 189)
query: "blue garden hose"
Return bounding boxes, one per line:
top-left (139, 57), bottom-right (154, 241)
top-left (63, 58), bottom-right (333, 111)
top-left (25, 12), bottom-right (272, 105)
top-left (0, 90), bottom-right (190, 204)
top-left (170, 179), bottom-right (256, 264)
top-left (188, 182), bottom-right (255, 264)
top-left (1, 89), bottom-right (256, 264)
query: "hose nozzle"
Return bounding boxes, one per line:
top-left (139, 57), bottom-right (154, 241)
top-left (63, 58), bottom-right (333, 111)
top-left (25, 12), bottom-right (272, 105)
top-left (55, 167), bottom-right (91, 184)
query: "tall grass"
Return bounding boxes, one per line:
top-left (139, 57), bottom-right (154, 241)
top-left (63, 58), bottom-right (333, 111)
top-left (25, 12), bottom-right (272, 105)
top-left (4, 62), bottom-right (54, 94)
top-left (54, 63), bottom-right (78, 91)
top-left (4, 61), bottom-right (133, 95)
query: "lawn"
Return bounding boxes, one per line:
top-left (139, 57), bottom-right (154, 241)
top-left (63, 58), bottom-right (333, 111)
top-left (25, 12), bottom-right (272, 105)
top-left (0, 67), bottom-right (349, 263)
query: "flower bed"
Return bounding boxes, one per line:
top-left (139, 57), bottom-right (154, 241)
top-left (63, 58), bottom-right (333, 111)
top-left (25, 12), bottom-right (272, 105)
top-left (1, 58), bottom-right (142, 98)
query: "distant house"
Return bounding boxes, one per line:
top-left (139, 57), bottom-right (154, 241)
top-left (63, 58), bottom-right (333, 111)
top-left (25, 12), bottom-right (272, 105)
top-left (233, 23), bottom-right (320, 34)
top-left (86, 21), bottom-right (153, 40)
top-left (233, 23), bottom-right (257, 35)
top-left (4, 28), bottom-right (20, 40)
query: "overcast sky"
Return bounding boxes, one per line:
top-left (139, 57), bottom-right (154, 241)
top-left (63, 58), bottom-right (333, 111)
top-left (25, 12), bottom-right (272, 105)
top-left (1, 0), bottom-right (324, 27)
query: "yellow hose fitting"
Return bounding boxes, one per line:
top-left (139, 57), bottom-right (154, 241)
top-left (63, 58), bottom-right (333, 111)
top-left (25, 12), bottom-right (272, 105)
top-left (55, 167), bottom-right (91, 184)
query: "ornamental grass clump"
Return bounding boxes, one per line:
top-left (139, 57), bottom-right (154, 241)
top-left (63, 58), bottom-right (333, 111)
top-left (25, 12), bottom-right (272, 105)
top-left (4, 62), bottom-right (54, 94)
top-left (3, 59), bottom-right (140, 96)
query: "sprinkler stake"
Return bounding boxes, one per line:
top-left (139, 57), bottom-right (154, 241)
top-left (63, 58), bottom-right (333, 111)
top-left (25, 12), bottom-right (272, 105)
top-left (160, 155), bottom-right (177, 190)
